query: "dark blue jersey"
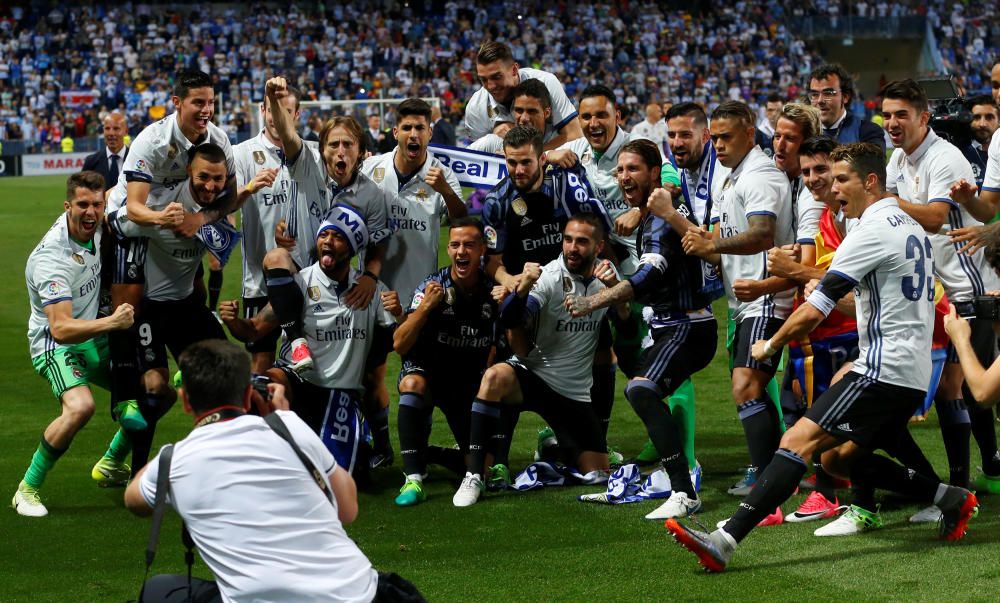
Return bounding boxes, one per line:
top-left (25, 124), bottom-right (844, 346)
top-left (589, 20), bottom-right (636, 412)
top-left (405, 266), bottom-right (498, 373)
top-left (628, 212), bottom-right (719, 324)
top-left (482, 164), bottom-right (612, 273)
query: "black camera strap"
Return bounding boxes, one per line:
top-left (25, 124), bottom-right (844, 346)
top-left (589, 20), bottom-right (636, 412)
top-left (264, 412), bottom-right (334, 504)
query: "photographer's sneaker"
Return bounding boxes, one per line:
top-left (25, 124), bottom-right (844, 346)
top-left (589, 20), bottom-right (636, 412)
top-left (453, 472), bottom-right (484, 507)
top-left (645, 491), bottom-right (702, 520)
top-left (288, 338), bottom-right (314, 374)
top-left (936, 486), bottom-right (978, 541)
top-left (664, 520), bottom-right (736, 573)
top-left (12, 481), bottom-right (47, 517)
top-left (909, 504), bottom-right (942, 524)
top-left (814, 505), bottom-right (883, 537)
top-left (91, 457), bottom-right (131, 488)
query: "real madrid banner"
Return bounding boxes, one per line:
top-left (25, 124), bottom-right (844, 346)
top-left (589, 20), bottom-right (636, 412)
top-left (427, 143), bottom-right (507, 190)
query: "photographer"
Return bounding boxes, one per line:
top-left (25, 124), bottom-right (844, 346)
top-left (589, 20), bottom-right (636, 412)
top-left (124, 340), bottom-right (422, 602)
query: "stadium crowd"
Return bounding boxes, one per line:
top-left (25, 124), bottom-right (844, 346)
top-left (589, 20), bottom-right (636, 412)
top-left (9, 1), bottom-right (1000, 599)
top-left (1, 1), bottom-right (997, 151)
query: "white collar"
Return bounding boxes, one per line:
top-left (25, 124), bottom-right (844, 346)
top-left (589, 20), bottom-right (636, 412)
top-left (105, 145), bottom-right (126, 160)
top-left (827, 110), bottom-right (848, 131)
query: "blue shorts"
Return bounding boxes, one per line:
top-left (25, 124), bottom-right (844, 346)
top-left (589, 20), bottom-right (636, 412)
top-left (789, 331), bottom-right (860, 406)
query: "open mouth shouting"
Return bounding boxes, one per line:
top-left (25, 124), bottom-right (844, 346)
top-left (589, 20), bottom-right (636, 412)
top-left (404, 140), bottom-right (421, 160)
top-left (453, 256), bottom-right (473, 278)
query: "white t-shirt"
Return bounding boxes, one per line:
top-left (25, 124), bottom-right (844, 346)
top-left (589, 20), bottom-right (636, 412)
top-left (981, 126), bottom-right (1000, 193)
top-left (234, 131), bottom-right (302, 298)
top-left (789, 173), bottom-right (825, 245)
top-left (139, 411), bottom-right (378, 603)
top-left (513, 255), bottom-right (610, 402)
top-left (807, 199), bottom-right (934, 390)
top-left (362, 150), bottom-right (461, 307)
top-left (462, 67), bottom-right (577, 141)
top-left (108, 113), bottom-right (234, 212)
top-left (25, 215), bottom-right (103, 358)
top-left (631, 119), bottom-right (668, 147)
top-left (279, 265), bottom-right (396, 390)
top-left (886, 128), bottom-right (1000, 302)
top-left (710, 146), bottom-right (795, 321)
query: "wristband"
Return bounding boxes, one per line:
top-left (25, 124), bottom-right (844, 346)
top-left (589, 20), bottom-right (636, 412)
top-left (244, 181), bottom-right (257, 195)
top-left (762, 339), bottom-right (776, 358)
top-left (363, 270), bottom-right (378, 281)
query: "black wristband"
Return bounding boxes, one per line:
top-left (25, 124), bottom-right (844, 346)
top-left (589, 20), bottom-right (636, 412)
top-left (363, 270), bottom-right (378, 281)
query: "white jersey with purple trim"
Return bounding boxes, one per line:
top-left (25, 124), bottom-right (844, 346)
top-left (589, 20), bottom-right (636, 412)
top-left (886, 128), bottom-right (1000, 302)
top-left (984, 128), bottom-right (1000, 194)
top-left (513, 255), bottom-right (611, 402)
top-left (631, 119), bottom-right (668, 148)
top-left (789, 173), bottom-right (824, 245)
top-left (108, 114), bottom-right (233, 212)
top-left (462, 67), bottom-right (577, 141)
top-left (710, 145), bottom-right (794, 321)
top-left (806, 198), bottom-right (934, 390)
top-left (234, 132), bottom-right (302, 298)
top-left (278, 265), bottom-right (395, 390)
top-left (112, 181), bottom-right (208, 302)
top-left (286, 143), bottom-right (391, 270)
top-left (561, 128), bottom-right (668, 275)
top-left (362, 150), bottom-right (461, 308)
top-left (26, 215), bottom-right (103, 358)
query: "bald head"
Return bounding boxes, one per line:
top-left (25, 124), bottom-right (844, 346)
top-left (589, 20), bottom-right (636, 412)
top-left (103, 113), bottom-right (127, 154)
top-left (431, 105), bottom-right (442, 122)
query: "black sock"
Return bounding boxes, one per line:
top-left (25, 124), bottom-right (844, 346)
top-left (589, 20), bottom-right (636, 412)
top-left (207, 268), bottom-right (223, 310)
top-left (626, 380), bottom-right (693, 497)
top-left (398, 393), bottom-right (431, 476)
top-left (129, 393), bottom-right (176, 476)
top-left (265, 268), bottom-right (305, 341)
top-left (370, 406), bottom-right (391, 452)
top-left (468, 399), bottom-right (501, 476)
top-left (490, 407), bottom-right (518, 467)
top-left (108, 327), bottom-right (141, 413)
top-left (889, 428), bottom-right (940, 482)
top-left (737, 396), bottom-right (781, 472)
top-left (779, 370), bottom-right (803, 429)
top-left (850, 453), bottom-right (939, 503)
top-left (936, 398), bottom-right (971, 487)
top-left (723, 448), bottom-right (807, 543)
top-left (426, 446), bottom-right (466, 476)
top-left (591, 363), bottom-right (616, 438)
top-left (966, 384), bottom-right (1000, 474)
top-left (814, 462), bottom-right (837, 503)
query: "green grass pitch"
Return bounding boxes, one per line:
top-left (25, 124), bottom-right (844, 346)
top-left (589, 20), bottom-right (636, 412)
top-left (1, 175), bottom-right (998, 601)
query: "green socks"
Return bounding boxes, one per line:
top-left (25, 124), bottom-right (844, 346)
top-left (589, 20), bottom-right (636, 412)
top-left (667, 378), bottom-right (698, 470)
top-left (103, 428), bottom-right (132, 463)
top-left (23, 437), bottom-right (66, 489)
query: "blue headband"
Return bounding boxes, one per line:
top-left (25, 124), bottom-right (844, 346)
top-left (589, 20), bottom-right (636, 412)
top-left (316, 204), bottom-right (369, 256)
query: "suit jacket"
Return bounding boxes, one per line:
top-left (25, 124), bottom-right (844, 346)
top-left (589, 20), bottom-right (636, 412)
top-left (82, 146), bottom-right (129, 191)
top-left (430, 118), bottom-right (456, 146)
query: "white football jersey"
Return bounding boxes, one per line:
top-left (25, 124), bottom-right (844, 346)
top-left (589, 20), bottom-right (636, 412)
top-left (886, 129), bottom-right (1000, 302)
top-left (234, 131), bottom-right (302, 298)
top-left (108, 114), bottom-right (234, 212)
top-left (286, 143), bottom-right (391, 270)
top-left (278, 265), bottom-right (395, 390)
top-left (790, 173), bottom-right (825, 245)
top-left (984, 128), bottom-right (1000, 193)
top-left (362, 150), bottom-right (461, 307)
top-left (26, 215), bottom-right (103, 358)
top-left (710, 146), bottom-right (795, 321)
top-left (513, 255), bottom-right (610, 402)
top-left (631, 119), bottom-right (668, 147)
top-left (112, 180), bottom-right (207, 301)
top-left (808, 198), bottom-right (934, 390)
top-left (462, 67), bottom-right (577, 141)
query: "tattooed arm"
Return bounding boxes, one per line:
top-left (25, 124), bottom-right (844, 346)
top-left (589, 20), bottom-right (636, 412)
top-left (713, 213), bottom-right (775, 255)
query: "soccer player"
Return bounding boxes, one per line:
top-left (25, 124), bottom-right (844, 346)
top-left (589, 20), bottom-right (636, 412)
top-left (219, 205), bottom-right (398, 474)
top-left (392, 218), bottom-right (498, 506)
top-left (361, 98), bottom-right (464, 469)
top-left (666, 143), bottom-right (979, 572)
top-left (105, 69), bottom-right (236, 470)
top-left (883, 79), bottom-right (1000, 517)
top-left (567, 139), bottom-right (718, 520)
top-left (13, 172), bottom-right (137, 517)
top-left (681, 101), bottom-right (793, 521)
top-left (468, 80), bottom-right (561, 156)
top-left (453, 215), bottom-right (624, 507)
top-left (807, 64), bottom-right (886, 151)
top-left (965, 94), bottom-right (998, 191)
top-left (463, 41), bottom-right (582, 151)
top-left (232, 82), bottom-right (305, 373)
top-left (631, 101), bottom-right (667, 149)
top-left (108, 144), bottom-right (237, 471)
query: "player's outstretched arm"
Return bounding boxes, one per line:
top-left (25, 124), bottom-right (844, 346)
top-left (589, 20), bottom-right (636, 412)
top-left (45, 301), bottom-right (134, 344)
top-left (126, 181), bottom-right (182, 227)
top-left (945, 303), bottom-right (1000, 407)
top-left (713, 214), bottom-right (775, 255)
top-left (543, 119), bottom-right (584, 151)
top-left (265, 76), bottom-right (303, 162)
top-left (895, 196), bottom-right (949, 233)
top-left (218, 300), bottom-right (278, 343)
top-left (951, 179), bottom-right (1000, 224)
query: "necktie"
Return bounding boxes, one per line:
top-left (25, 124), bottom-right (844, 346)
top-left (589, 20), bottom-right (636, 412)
top-left (108, 154), bottom-right (119, 187)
